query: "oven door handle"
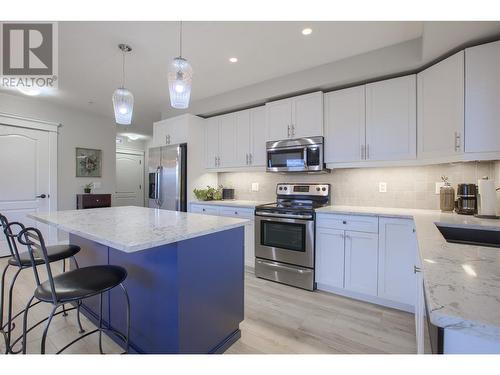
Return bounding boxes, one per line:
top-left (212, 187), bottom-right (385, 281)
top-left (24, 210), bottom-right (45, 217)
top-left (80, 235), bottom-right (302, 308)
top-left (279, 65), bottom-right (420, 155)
top-left (255, 211), bottom-right (313, 220)
top-left (256, 259), bottom-right (313, 274)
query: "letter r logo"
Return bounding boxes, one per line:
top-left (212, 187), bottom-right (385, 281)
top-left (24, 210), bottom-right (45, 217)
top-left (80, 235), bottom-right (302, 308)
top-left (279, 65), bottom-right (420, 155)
top-left (2, 23), bottom-right (53, 75)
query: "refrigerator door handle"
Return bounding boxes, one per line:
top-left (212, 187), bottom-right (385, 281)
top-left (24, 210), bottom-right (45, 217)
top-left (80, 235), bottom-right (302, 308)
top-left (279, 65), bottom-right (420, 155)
top-left (155, 166), bottom-right (162, 207)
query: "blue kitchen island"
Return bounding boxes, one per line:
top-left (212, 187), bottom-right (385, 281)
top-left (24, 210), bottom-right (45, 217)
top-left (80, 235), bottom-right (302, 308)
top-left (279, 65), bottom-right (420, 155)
top-left (30, 206), bottom-right (248, 354)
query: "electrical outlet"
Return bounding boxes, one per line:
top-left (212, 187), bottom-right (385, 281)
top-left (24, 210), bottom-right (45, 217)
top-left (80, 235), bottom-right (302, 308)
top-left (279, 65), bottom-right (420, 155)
top-left (379, 182), bottom-right (387, 193)
top-left (435, 182), bottom-right (445, 194)
top-left (251, 182), bottom-right (259, 192)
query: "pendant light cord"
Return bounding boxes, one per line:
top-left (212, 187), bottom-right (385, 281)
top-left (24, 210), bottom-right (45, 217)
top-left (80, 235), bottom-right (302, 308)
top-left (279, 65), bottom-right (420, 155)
top-left (121, 48), bottom-right (125, 88)
top-left (179, 20), bottom-right (183, 58)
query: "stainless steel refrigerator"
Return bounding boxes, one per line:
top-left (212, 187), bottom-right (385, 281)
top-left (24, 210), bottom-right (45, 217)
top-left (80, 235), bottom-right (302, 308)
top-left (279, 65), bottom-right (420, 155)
top-left (148, 143), bottom-right (187, 211)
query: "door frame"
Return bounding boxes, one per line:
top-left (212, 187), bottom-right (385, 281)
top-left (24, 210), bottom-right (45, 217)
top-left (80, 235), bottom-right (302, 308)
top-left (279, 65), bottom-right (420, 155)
top-left (0, 111), bottom-right (59, 244)
top-left (115, 148), bottom-right (145, 207)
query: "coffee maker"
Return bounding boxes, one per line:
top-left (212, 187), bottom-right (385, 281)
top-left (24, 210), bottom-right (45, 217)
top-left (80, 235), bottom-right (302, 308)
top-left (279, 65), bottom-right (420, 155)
top-left (455, 183), bottom-right (478, 215)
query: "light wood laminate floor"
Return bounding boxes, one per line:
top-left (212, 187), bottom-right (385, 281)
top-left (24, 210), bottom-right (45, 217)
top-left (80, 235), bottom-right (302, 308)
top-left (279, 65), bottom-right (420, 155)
top-left (0, 258), bottom-right (416, 354)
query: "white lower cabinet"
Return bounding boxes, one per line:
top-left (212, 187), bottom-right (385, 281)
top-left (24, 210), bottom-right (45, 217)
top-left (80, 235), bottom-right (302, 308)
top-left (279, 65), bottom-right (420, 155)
top-left (189, 203), bottom-right (255, 267)
top-left (316, 213), bottom-right (417, 313)
top-left (344, 230), bottom-right (379, 296)
top-left (315, 228), bottom-right (345, 289)
top-left (378, 217), bottom-right (417, 305)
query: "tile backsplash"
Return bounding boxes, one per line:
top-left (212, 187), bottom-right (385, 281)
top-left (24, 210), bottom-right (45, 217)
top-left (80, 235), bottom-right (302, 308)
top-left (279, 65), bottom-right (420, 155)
top-left (218, 161), bottom-right (500, 210)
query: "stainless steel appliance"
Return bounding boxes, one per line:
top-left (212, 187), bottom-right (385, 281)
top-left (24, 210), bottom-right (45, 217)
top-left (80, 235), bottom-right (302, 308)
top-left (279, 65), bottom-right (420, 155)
top-left (266, 136), bottom-right (328, 173)
top-left (454, 183), bottom-right (477, 215)
top-left (254, 183), bottom-right (330, 290)
top-left (148, 143), bottom-right (187, 211)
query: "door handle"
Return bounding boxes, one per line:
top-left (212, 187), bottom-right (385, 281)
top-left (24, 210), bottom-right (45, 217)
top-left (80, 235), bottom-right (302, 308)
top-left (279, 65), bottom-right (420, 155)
top-left (36, 194), bottom-right (47, 199)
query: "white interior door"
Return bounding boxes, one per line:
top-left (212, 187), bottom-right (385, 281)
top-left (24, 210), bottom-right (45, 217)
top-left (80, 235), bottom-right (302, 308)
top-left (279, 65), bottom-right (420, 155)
top-left (0, 124), bottom-right (56, 256)
top-left (115, 151), bottom-right (144, 207)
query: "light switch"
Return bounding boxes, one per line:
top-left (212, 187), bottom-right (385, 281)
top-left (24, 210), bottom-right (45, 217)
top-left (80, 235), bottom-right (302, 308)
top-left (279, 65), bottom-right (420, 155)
top-left (379, 182), bottom-right (387, 193)
top-left (251, 182), bottom-right (259, 192)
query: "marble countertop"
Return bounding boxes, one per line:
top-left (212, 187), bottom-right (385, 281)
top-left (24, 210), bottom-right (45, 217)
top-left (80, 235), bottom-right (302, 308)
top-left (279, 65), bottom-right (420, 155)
top-left (29, 206), bottom-right (249, 253)
top-left (189, 200), bottom-right (269, 208)
top-left (317, 204), bottom-right (500, 342)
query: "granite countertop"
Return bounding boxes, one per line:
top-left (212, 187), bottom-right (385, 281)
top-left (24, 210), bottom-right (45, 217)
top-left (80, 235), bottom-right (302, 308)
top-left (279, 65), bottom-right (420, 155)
top-left (29, 206), bottom-right (249, 253)
top-left (189, 200), bottom-right (270, 208)
top-left (316, 205), bottom-right (500, 342)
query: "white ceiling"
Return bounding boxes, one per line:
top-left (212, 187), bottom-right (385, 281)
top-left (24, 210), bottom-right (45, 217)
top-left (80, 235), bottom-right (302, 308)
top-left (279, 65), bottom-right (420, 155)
top-left (2, 21), bottom-right (425, 134)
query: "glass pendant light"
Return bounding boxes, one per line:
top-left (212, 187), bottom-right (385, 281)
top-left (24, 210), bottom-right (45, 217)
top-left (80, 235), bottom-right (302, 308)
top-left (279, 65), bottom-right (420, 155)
top-left (168, 21), bottom-right (193, 109)
top-left (112, 44), bottom-right (134, 125)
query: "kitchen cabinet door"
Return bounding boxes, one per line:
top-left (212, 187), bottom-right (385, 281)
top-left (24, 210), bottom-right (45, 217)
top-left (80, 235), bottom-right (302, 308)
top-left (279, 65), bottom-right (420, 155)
top-left (218, 113), bottom-right (237, 168)
top-left (250, 106), bottom-right (267, 166)
top-left (292, 91), bottom-right (324, 138)
top-left (152, 120), bottom-right (167, 147)
top-left (365, 75), bottom-right (417, 161)
top-left (315, 228), bottom-right (345, 289)
top-left (465, 41), bottom-right (500, 153)
top-left (205, 117), bottom-right (220, 169)
top-left (266, 98), bottom-right (292, 141)
top-left (234, 110), bottom-right (251, 167)
top-left (377, 217), bottom-right (416, 306)
top-left (418, 51), bottom-right (464, 159)
top-left (324, 86), bottom-right (366, 163)
top-left (344, 230), bottom-right (378, 296)
top-left (415, 251), bottom-right (425, 354)
top-left (163, 116), bottom-right (188, 145)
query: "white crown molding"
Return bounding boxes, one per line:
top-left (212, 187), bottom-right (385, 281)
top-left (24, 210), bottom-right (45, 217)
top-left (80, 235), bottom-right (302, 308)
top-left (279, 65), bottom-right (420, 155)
top-left (0, 112), bottom-right (61, 132)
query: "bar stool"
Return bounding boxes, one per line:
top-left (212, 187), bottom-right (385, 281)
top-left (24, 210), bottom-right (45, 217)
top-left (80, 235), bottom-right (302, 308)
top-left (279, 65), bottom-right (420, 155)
top-left (0, 214), bottom-right (82, 354)
top-left (17, 227), bottom-right (130, 354)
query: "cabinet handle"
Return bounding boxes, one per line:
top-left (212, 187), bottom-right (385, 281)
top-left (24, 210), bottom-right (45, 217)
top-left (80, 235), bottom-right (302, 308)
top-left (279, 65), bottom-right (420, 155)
top-left (214, 156), bottom-right (217, 167)
top-left (454, 131), bottom-right (461, 152)
top-left (218, 156), bottom-right (221, 167)
top-left (291, 125), bottom-right (295, 137)
top-left (287, 125), bottom-right (291, 138)
top-left (246, 153), bottom-right (249, 165)
top-left (360, 145), bottom-right (365, 160)
top-left (342, 220), bottom-right (347, 224)
top-left (249, 153), bottom-right (253, 165)
top-left (414, 265), bottom-right (422, 274)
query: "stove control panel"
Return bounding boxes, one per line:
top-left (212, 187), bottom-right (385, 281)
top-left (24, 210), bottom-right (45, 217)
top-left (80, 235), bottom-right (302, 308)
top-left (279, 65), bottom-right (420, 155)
top-left (276, 183), bottom-right (330, 197)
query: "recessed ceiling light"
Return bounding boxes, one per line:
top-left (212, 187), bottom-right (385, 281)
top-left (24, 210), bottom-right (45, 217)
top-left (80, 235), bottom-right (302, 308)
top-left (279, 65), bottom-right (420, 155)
top-left (302, 28), bottom-right (313, 36)
top-left (229, 57), bottom-right (238, 63)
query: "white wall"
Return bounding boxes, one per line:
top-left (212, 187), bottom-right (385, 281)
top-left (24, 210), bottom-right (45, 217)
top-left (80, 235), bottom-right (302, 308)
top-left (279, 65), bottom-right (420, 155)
top-left (0, 91), bottom-right (117, 210)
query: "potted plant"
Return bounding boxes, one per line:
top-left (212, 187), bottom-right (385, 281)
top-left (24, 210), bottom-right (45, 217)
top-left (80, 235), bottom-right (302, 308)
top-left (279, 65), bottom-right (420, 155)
top-left (84, 183), bottom-right (93, 194)
top-left (193, 185), bottom-right (223, 201)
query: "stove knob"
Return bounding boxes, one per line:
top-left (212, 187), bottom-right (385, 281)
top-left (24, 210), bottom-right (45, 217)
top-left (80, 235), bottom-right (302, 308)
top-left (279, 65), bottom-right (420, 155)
top-left (316, 187), bottom-right (320, 191)
top-left (284, 187), bottom-right (288, 191)
top-left (322, 187), bottom-right (326, 191)
top-left (279, 187), bottom-right (283, 191)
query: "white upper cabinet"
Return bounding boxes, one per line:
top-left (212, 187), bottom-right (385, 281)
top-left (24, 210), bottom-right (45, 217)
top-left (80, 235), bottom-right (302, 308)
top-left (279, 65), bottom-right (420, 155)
top-left (218, 113), bottom-right (237, 168)
top-left (152, 116), bottom-right (189, 146)
top-left (365, 75), bottom-right (417, 161)
top-left (234, 110), bottom-right (251, 167)
top-left (249, 106), bottom-right (267, 166)
top-left (266, 98), bottom-right (291, 141)
top-left (291, 92), bottom-right (324, 138)
top-left (324, 86), bottom-right (366, 163)
top-left (266, 91), bottom-right (323, 141)
top-left (465, 41), bottom-right (500, 153)
top-left (205, 117), bottom-right (220, 169)
top-left (417, 51), bottom-right (464, 160)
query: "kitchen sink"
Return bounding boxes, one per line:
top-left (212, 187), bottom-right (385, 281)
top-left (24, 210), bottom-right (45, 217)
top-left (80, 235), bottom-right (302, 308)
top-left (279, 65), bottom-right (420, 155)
top-left (435, 223), bottom-right (500, 248)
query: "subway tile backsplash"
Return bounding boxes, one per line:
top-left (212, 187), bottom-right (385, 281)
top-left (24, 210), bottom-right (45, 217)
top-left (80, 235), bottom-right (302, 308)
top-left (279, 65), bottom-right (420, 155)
top-left (218, 161), bottom-right (500, 210)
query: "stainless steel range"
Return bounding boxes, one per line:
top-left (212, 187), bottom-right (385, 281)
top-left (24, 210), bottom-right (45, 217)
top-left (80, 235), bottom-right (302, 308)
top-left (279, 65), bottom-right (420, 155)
top-left (254, 183), bottom-right (330, 291)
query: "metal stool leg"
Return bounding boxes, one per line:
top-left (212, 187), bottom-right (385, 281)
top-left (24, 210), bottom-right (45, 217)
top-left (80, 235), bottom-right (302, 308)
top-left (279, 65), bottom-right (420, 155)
top-left (41, 305), bottom-right (58, 354)
top-left (21, 295), bottom-right (35, 354)
top-left (120, 283), bottom-right (130, 354)
top-left (76, 300), bottom-right (85, 334)
top-left (98, 293), bottom-right (104, 354)
top-left (6, 267), bottom-right (21, 353)
top-left (61, 260), bottom-right (68, 317)
top-left (0, 263), bottom-right (10, 353)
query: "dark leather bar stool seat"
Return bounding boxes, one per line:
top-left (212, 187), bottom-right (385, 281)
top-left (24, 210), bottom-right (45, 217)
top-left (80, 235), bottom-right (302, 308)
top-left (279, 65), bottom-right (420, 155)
top-left (35, 265), bottom-right (127, 303)
top-left (8, 244), bottom-right (80, 267)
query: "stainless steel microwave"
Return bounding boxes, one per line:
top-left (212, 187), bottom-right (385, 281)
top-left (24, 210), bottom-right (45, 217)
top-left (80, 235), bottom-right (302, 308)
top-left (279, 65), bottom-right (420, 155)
top-left (266, 136), bottom-right (327, 173)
